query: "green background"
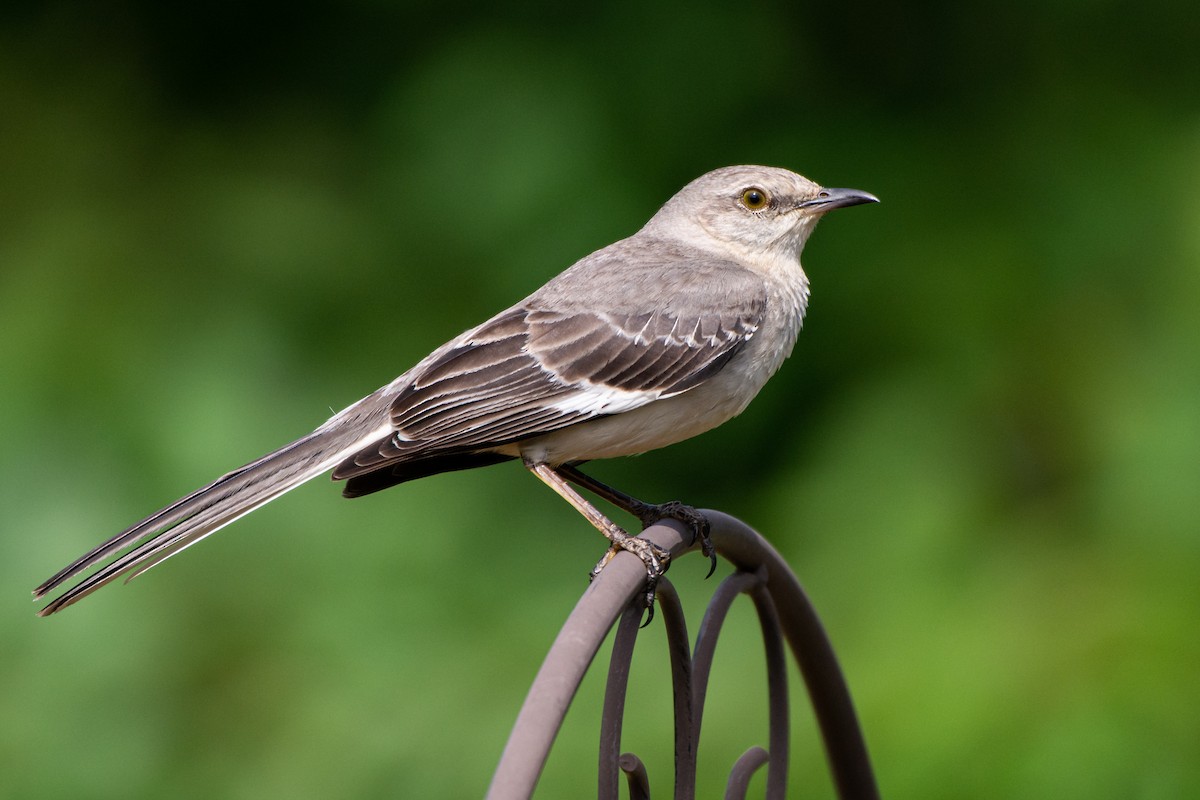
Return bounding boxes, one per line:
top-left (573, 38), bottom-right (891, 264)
top-left (2, 2), bottom-right (1197, 797)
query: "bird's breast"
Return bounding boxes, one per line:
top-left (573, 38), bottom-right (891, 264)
top-left (517, 275), bottom-right (808, 466)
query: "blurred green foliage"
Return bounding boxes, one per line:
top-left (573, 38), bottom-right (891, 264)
top-left (2, 1), bottom-right (1198, 797)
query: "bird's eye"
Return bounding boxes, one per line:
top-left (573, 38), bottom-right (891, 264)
top-left (741, 187), bottom-right (770, 211)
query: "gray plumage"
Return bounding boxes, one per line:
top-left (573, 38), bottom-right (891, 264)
top-left (34, 165), bottom-right (877, 615)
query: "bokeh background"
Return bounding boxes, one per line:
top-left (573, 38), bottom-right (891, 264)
top-left (2, 1), bottom-right (1197, 797)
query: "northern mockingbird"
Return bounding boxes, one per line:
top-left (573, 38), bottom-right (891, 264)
top-left (34, 165), bottom-right (877, 617)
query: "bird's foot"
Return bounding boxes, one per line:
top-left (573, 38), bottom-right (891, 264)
top-left (589, 534), bottom-right (671, 626)
top-left (629, 500), bottom-right (716, 579)
top-left (548, 465), bottom-right (716, 584)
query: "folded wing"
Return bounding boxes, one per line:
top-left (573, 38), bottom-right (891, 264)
top-left (333, 295), bottom-right (764, 494)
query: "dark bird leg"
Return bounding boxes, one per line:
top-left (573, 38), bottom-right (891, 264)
top-left (555, 463), bottom-right (716, 578)
top-left (526, 462), bottom-right (670, 621)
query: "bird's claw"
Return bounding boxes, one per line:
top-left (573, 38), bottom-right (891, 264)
top-left (634, 500), bottom-right (716, 579)
top-left (589, 536), bottom-right (671, 626)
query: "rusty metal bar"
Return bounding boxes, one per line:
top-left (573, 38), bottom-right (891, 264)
top-left (750, 578), bottom-right (790, 799)
top-left (725, 746), bottom-right (770, 799)
top-left (486, 523), bottom-right (687, 800)
top-left (619, 753), bottom-right (652, 800)
top-left (703, 511), bottom-right (879, 800)
top-left (485, 512), bottom-right (879, 800)
top-left (598, 600), bottom-right (647, 799)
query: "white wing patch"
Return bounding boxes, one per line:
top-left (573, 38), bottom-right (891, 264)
top-left (546, 384), bottom-right (661, 417)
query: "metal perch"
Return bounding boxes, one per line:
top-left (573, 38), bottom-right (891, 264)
top-left (487, 510), bottom-right (880, 799)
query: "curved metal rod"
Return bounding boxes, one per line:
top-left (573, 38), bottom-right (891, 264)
top-left (598, 600), bottom-right (648, 800)
top-left (655, 581), bottom-right (695, 800)
top-left (597, 580), bottom-right (695, 800)
top-left (725, 746), bottom-right (770, 800)
top-left (619, 753), bottom-right (652, 800)
top-left (703, 511), bottom-right (879, 800)
top-left (749, 580), bottom-right (790, 799)
top-left (690, 569), bottom-right (766, 743)
top-left (486, 522), bottom-right (688, 800)
top-left (485, 512), bottom-right (879, 800)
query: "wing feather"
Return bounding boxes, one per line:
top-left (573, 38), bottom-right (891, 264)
top-left (333, 264), bottom-right (766, 485)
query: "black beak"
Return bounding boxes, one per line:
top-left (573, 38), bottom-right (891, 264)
top-left (801, 187), bottom-right (880, 211)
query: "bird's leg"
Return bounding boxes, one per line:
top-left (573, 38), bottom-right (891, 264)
top-left (526, 462), bottom-right (670, 620)
top-left (556, 464), bottom-right (716, 578)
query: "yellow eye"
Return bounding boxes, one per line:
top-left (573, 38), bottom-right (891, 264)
top-left (741, 187), bottom-right (769, 210)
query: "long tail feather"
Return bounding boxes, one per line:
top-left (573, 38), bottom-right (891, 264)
top-left (34, 412), bottom-right (392, 616)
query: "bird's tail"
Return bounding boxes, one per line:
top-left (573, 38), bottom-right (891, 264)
top-left (33, 403), bottom-right (392, 616)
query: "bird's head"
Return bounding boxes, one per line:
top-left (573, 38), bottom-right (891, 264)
top-left (646, 165), bottom-right (878, 263)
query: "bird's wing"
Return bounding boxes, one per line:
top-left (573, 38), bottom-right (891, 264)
top-left (333, 276), bottom-right (765, 480)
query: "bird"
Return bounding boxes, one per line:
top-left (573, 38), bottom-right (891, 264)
top-left (34, 165), bottom-right (877, 617)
